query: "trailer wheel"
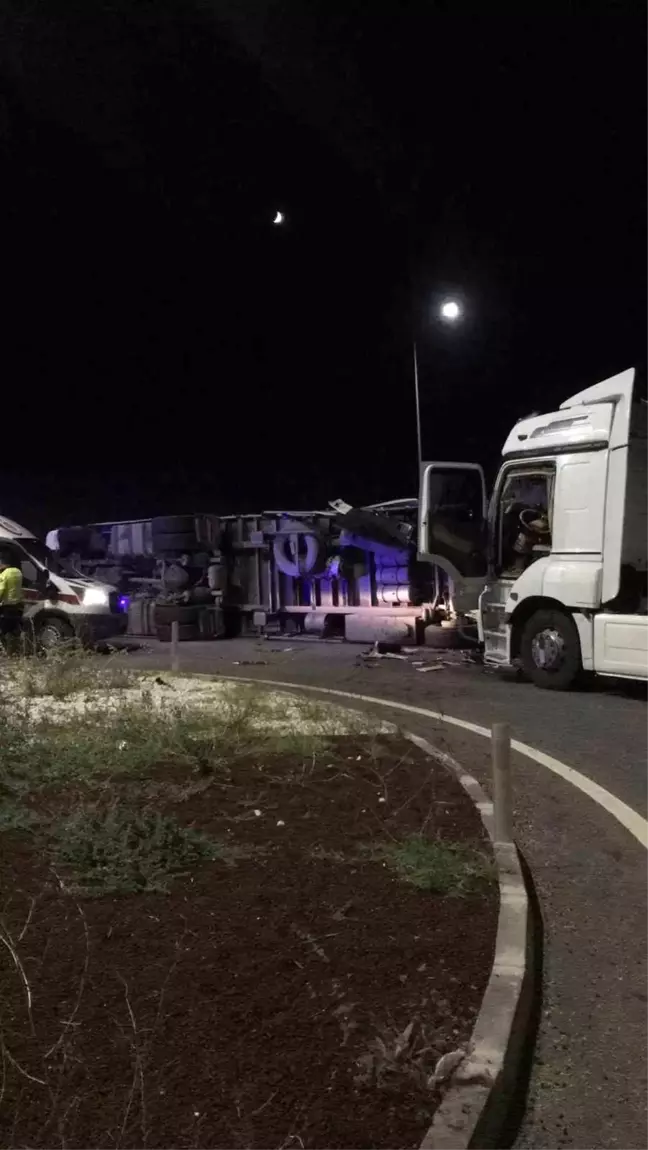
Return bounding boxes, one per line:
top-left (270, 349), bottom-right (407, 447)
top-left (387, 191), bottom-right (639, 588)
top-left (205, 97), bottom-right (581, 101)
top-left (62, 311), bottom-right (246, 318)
top-left (520, 608), bottom-right (582, 690)
top-left (153, 604), bottom-right (201, 625)
top-left (161, 563), bottom-right (190, 591)
top-left (155, 622), bottom-right (201, 642)
top-left (37, 615), bottom-right (74, 649)
top-left (152, 515), bottom-right (198, 536)
top-left (153, 532), bottom-right (202, 554)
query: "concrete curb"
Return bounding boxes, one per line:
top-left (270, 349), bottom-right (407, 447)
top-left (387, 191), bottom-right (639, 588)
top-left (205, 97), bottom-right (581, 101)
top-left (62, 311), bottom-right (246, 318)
top-left (405, 732), bottom-right (534, 1150)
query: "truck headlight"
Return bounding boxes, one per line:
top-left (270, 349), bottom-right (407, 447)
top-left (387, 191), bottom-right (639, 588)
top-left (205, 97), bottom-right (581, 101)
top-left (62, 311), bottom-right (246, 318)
top-left (82, 586), bottom-right (110, 607)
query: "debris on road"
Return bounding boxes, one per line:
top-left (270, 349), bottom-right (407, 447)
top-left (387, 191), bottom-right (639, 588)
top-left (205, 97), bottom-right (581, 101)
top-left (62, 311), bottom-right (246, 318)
top-left (462, 648), bottom-right (484, 665)
top-left (375, 641), bottom-right (405, 655)
top-left (358, 641), bottom-right (468, 673)
top-left (232, 660), bottom-right (269, 666)
top-left (429, 1046), bottom-right (469, 1088)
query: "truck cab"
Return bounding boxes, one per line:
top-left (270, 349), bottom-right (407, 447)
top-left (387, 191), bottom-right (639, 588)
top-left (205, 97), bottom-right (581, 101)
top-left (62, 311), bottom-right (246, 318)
top-left (417, 367), bottom-right (648, 689)
top-left (0, 516), bottom-right (128, 647)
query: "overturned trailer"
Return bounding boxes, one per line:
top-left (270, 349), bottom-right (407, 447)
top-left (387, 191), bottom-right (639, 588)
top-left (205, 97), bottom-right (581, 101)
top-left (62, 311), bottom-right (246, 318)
top-left (47, 498), bottom-right (471, 646)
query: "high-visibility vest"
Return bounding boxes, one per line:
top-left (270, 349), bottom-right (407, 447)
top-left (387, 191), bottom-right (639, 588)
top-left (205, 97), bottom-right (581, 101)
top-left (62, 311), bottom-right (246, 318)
top-left (0, 566), bottom-right (24, 605)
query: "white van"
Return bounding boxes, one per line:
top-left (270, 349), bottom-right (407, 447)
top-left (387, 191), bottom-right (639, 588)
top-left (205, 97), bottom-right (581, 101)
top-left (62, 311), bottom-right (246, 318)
top-left (0, 515), bottom-right (128, 647)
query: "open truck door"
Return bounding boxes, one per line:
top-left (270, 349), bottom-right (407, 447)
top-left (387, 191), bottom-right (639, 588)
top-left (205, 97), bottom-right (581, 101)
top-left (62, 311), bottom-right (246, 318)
top-left (417, 461), bottom-right (488, 611)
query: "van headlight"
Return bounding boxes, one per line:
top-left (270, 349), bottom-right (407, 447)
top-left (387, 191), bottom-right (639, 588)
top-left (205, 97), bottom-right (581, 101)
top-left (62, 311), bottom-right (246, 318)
top-left (82, 586), bottom-right (110, 607)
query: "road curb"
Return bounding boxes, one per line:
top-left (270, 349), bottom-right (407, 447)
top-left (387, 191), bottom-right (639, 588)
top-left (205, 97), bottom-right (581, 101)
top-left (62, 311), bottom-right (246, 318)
top-left (405, 732), bottom-right (534, 1150)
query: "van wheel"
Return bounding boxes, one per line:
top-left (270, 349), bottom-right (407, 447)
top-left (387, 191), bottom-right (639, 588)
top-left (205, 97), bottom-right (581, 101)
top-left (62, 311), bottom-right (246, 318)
top-left (520, 609), bottom-right (582, 690)
top-left (37, 616), bottom-right (74, 649)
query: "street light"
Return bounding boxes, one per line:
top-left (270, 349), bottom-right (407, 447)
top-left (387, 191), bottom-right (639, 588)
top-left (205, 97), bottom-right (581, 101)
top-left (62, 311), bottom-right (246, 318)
top-left (440, 299), bottom-right (461, 321)
top-left (413, 299), bottom-right (464, 468)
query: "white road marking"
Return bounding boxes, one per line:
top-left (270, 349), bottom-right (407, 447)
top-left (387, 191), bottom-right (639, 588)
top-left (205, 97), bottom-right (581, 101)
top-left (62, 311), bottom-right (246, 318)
top-left (223, 676), bottom-right (648, 850)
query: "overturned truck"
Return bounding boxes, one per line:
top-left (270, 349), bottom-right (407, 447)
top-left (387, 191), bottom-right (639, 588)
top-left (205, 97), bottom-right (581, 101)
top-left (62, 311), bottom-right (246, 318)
top-left (48, 498), bottom-right (474, 647)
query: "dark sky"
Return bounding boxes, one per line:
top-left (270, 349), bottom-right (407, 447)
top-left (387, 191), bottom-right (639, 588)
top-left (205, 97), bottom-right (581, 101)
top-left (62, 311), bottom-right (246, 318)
top-left (1, 1), bottom-right (646, 533)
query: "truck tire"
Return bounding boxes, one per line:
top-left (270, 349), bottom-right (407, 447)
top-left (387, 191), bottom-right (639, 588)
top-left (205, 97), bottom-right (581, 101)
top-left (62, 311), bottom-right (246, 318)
top-left (153, 604), bottom-right (201, 625)
top-left (152, 515), bottom-right (198, 536)
top-left (153, 532), bottom-right (202, 554)
top-left (155, 622), bottom-right (201, 642)
top-left (161, 563), bottom-right (190, 591)
top-left (57, 526), bottom-right (91, 557)
top-left (423, 623), bottom-right (462, 649)
top-left (520, 608), bottom-right (582, 690)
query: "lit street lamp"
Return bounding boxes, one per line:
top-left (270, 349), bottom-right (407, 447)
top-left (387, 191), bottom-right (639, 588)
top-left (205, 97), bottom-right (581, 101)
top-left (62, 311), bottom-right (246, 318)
top-left (413, 299), bottom-right (463, 467)
top-left (440, 299), bottom-right (461, 321)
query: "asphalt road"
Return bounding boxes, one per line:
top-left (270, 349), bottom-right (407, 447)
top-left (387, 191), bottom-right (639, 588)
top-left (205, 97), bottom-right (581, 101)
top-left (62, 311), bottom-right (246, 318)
top-left (120, 636), bottom-right (648, 1150)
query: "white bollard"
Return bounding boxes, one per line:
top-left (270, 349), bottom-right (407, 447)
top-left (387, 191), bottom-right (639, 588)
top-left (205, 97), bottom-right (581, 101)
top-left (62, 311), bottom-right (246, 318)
top-left (491, 721), bottom-right (514, 843)
top-left (170, 620), bottom-right (180, 673)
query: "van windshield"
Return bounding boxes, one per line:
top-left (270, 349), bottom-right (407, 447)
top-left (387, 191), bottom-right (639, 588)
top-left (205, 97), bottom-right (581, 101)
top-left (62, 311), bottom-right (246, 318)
top-left (17, 539), bottom-right (77, 577)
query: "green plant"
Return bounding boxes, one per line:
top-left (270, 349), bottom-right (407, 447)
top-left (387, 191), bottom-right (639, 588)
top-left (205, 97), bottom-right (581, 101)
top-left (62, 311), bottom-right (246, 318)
top-left (0, 691), bottom-right (274, 798)
top-left (7, 643), bottom-right (135, 699)
top-left (0, 695), bottom-right (50, 795)
top-left (0, 800), bottom-right (42, 831)
top-left (365, 835), bottom-right (495, 896)
top-left (354, 1017), bottom-right (435, 1091)
top-left (50, 804), bottom-right (229, 895)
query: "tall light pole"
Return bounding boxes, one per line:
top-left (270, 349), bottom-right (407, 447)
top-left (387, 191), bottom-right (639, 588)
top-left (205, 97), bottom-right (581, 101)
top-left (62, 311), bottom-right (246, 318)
top-left (413, 339), bottom-right (423, 470)
top-left (413, 298), bottom-right (463, 470)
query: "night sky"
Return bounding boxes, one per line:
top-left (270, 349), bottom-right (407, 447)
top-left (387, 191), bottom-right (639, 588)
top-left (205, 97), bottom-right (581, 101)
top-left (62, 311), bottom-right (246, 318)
top-left (2, 2), bottom-right (646, 535)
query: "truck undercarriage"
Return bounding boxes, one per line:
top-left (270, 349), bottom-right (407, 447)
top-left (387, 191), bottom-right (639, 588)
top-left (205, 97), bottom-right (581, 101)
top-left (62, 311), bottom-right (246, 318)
top-left (49, 498), bottom-right (474, 647)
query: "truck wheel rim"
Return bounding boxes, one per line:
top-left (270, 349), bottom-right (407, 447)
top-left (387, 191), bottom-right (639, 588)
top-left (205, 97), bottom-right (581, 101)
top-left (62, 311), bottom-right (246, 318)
top-left (531, 627), bottom-right (565, 670)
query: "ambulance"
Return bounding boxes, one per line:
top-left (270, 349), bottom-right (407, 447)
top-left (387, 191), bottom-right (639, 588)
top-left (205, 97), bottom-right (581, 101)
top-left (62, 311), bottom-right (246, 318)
top-left (0, 515), bottom-right (128, 647)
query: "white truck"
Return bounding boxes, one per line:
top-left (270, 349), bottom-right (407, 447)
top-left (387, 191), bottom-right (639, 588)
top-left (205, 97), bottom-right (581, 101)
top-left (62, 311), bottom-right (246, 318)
top-left (417, 367), bottom-right (648, 689)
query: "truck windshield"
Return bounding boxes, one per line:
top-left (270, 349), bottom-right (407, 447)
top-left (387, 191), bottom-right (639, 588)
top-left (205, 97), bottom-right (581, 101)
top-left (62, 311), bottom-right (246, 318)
top-left (497, 469), bottom-right (553, 576)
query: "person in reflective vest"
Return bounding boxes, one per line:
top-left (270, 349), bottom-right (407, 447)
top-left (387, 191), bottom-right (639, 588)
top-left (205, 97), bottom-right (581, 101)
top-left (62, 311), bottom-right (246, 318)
top-left (0, 552), bottom-right (25, 645)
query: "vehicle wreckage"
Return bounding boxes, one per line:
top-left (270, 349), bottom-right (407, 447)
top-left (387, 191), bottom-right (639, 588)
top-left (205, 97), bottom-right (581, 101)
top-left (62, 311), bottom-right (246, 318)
top-left (45, 495), bottom-right (469, 648)
top-left (24, 364), bottom-right (647, 689)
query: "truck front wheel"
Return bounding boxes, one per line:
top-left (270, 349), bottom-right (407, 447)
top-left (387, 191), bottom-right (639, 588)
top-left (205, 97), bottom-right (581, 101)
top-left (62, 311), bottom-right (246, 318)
top-left (520, 608), bottom-right (582, 690)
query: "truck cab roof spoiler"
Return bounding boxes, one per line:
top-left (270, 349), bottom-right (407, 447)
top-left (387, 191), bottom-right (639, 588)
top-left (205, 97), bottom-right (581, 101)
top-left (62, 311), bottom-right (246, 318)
top-left (560, 366), bottom-right (635, 410)
top-left (503, 367), bottom-right (637, 457)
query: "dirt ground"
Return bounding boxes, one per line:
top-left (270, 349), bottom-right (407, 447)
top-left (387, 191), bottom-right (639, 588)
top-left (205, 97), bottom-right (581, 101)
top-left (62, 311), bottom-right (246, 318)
top-left (0, 734), bottom-right (498, 1149)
